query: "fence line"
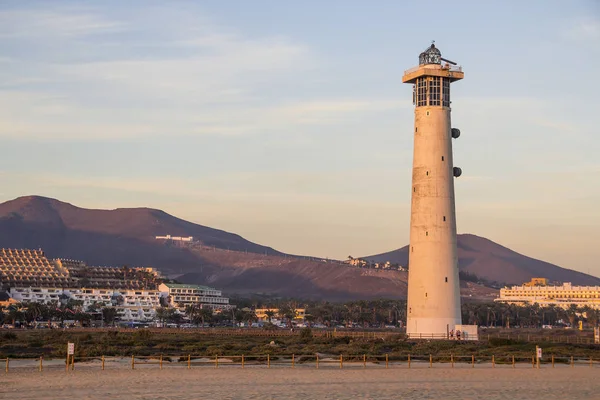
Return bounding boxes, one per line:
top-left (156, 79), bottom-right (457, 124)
top-left (8, 327), bottom-right (593, 344)
top-left (3, 353), bottom-right (598, 373)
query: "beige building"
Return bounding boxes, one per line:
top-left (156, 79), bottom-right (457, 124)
top-left (495, 282), bottom-right (600, 309)
top-left (403, 43), bottom-right (464, 337)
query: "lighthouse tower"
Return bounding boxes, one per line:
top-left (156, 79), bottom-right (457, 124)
top-left (402, 43), bottom-right (463, 338)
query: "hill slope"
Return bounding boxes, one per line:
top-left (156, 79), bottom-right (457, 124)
top-left (0, 196), bottom-right (597, 299)
top-left (364, 234), bottom-right (600, 286)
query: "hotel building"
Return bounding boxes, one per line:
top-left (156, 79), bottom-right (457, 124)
top-left (495, 280), bottom-right (600, 309)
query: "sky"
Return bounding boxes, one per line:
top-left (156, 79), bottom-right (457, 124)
top-left (0, 1), bottom-right (599, 275)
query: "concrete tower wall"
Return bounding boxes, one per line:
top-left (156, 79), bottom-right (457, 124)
top-left (406, 105), bottom-right (461, 335)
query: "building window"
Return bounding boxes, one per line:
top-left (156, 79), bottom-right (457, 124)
top-left (413, 187), bottom-right (416, 192)
top-left (445, 277), bottom-right (448, 282)
top-left (442, 78), bottom-right (450, 107)
top-left (441, 156), bottom-right (444, 161)
top-left (426, 171), bottom-right (429, 176)
top-left (429, 76), bottom-right (441, 106)
top-left (443, 216), bottom-right (446, 221)
top-left (415, 127), bottom-right (418, 132)
top-left (416, 78), bottom-right (427, 107)
top-left (426, 231), bottom-right (428, 236)
top-left (425, 293), bottom-right (428, 298)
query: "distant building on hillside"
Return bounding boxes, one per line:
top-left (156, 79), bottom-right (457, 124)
top-left (158, 283), bottom-right (230, 311)
top-left (495, 282), bottom-right (600, 309)
top-left (523, 277), bottom-right (548, 287)
top-left (155, 235), bottom-right (194, 242)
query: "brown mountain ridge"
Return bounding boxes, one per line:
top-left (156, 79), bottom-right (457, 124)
top-left (0, 196), bottom-right (597, 300)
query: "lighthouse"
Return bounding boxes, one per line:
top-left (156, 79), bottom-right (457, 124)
top-left (403, 43), bottom-right (463, 338)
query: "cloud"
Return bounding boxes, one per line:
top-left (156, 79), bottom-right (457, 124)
top-left (0, 4), bottom-right (405, 140)
top-left (0, 9), bottom-right (124, 38)
top-left (562, 17), bottom-right (600, 40)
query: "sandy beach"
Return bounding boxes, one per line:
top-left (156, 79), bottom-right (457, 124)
top-left (2, 363), bottom-right (600, 400)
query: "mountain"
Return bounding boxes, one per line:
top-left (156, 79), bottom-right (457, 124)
top-left (364, 234), bottom-right (600, 286)
top-left (0, 195), bottom-right (279, 268)
top-left (0, 196), bottom-right (597, 300)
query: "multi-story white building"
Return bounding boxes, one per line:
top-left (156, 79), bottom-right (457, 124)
top-left (495, 282), bottom-right (600, 309)
top-left (8, 287), bottom-right (162, 322)
top-left (159, 283), bottom-right (230, 310)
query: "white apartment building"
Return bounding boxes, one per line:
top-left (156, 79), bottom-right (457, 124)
top-left (155, 235), bottom-right (194, 242)
top-left (495, 282), bottom-right (600, 309)
top-left (9, 287), bottom-right (162, 322)
top-left (159, 283), bottom-right (230, 310)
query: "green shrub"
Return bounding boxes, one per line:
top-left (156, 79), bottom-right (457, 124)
top-left (300, 327), bottom-right (313, 341)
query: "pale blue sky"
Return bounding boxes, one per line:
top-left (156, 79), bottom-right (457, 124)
top-left (1, 1), bottom-right (599, 275)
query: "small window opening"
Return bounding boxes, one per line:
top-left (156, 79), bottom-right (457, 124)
top-left (441, 156), bottom-right (444, 161)
top-left (411, 246), bottom-right (414, 252)
top-left (445, 277), bottom-right (448, 283)
top-left (415, 127), bottom-right (418, 132)
top-left (413, 187), bottom-right (416, 192)
top-left (443, 216), bottom-right (446, 221)
top-left (425, 293), bottom-right (428, 298)
top-left (426, 111), bottom-right (430, 116)
top-left (426, 231), bottom-right (428, 236)
top-left (409, 307), bottom-right (412, 314)
top-left (426, 171), bottom-right (429, 176)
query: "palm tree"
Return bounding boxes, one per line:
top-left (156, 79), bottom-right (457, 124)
top-left (184, 304), bottom-right (198, 323)
top-left (566, 304), bottom-right (579, 328)
top-left (277, 304), bottom-right (297, 328)
top-left (265, 309), bottom-right (275, 323)
top-left (101, 307), bottom-right (118, 326)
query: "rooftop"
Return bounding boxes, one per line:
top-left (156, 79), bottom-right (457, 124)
top-left (162, 283), bottom-right (216, 290)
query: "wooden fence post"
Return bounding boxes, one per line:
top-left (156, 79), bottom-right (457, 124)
top-left (408, 354), bottom-right (411, 369)
top-left (532, 355), bottom-right (535, 368)
top-left (131, 355), bottom-right (135, 370)
top-left (386, 354), bottom-right (389, 369)
top-left (71, 354), bottom-right (74, 371)
top-left (39, 356), bottom-right (43, 372)
top-left (429, 354), bottom-right (432, 368)
top-left (5, 357), bottom-right (8, 373)
top-left (65, 355), bottom-right (69, 372)
top-left (471, 355), bottom-right (474, 368)
top-left (451, 354), bottom-right (454, 368)
top-left (159, 354), bottom-right (162, 370)
top-left (512, 355), bottom-right (515, 368)
top-left (292, 354), bottom-right (295, 369)
top-left (316, 354), bottom-right (319, 369)
top-left (492, 355), bottom-right (495, 368)
top-left (551, 355), bottom-right (554, 368)
top-left (364, 354), bottom-right (367, 369)
top-left (102, 355), bottom-right (105, 370)
top-left (571, 356), bottom-right (574, 368)
top-left (340, 355), bottom-right (343, 369)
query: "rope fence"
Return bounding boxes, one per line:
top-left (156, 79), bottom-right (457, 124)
top-left (2, 354), bottom-right (598, 372)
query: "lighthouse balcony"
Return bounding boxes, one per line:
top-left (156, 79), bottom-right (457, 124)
top-left (402, 64), bottom-right (464, 84)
